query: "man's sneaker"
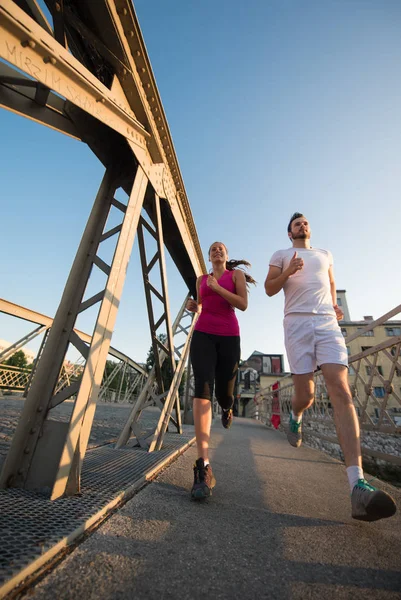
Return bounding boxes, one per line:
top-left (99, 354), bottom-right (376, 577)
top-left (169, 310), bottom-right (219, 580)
top-left (351, 478), bottom-right (397, 522)
top-left (287, 415), bottom-right (302, 447)
top-left (191, 458), bottom-right (216, 500)
top-left (221, 408), bottom-right (233, 429)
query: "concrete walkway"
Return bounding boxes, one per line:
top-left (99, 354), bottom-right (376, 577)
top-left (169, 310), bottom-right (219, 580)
top-left (27, 419), bottom-right (401, 600)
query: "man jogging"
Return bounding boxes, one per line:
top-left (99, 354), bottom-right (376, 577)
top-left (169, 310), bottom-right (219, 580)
top-left (264, 213), bottom-right (396, 522)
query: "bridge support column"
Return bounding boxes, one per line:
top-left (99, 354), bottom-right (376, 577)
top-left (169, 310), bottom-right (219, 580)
top-left (0, 163), bottom-right (148, 499)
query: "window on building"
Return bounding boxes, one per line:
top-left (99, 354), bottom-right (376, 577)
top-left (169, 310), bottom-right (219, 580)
top-left (349, 366), bottom-right (356, 375)
top-left (391, 346), bottom-right (400, 357)
top-left (374, 386), bottom-right (385, 398)
top-left (395, 367), bottom-right (401, 377)
top-left (386, 327), bottom-right (401, 337)
top-left (356, 406), bottom-right (360, 416)
top-left (374, 408), bottom-right (380, 418)
top-left (341, 327), bottom-right (347, 337)
top-left (366, 366), bottom-right (383, 376)
top-left (346, 346), bottom-right (351, 356)
top-left (357, 327), bottom-right (374, 337)
top-left (337, 297), bottom-right (342, 306)
top-left (361, 346), bottom-right (372, 353)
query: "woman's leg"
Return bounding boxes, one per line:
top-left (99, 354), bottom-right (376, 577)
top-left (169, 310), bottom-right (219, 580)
top-left (190, 331), bottom-right (216, 459)
top-left (215, 337), bottom-right (241, 425)
top-left (193, 398), bottom-right (212, 460)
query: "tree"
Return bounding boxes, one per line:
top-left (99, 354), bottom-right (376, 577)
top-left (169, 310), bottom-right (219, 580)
top-left (5, 350), bottom-right (28, 369)
top-left (146, 333), bottom-right (186, 396)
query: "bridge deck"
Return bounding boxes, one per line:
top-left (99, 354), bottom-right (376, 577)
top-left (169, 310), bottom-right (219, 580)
top-left (10, 418), bottom-right (401, 600)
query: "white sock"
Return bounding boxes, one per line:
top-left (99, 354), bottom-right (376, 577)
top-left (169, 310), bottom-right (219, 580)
top-left (346, 465), bottom-right (364, 491)
top-left (291, 411), bottom-right (302, 423)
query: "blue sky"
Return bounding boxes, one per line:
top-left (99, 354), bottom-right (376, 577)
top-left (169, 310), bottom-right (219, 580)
top-left (1, 0), bottom-right (401, 369)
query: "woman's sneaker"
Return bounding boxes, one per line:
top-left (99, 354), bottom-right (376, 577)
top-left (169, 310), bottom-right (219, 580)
top-left (221, 408), bottom-right (233, 429)
top-left (351, 479), bottom-right (397, 521)
top-left (191, 458), bottom-right (216, 500)
top-left (287, 415), bottom-right (302, 447)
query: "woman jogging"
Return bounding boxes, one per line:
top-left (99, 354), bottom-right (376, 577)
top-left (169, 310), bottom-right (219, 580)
top-left (186, 241), bottom-right (255, 500)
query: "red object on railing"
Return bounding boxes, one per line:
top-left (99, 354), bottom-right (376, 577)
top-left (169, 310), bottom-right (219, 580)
top-left (271, 381), bottom-right (281, 429)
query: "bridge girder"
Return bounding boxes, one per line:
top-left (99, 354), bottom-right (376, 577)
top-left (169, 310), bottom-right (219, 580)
top-left (0, 0), bottom-right (203, 499)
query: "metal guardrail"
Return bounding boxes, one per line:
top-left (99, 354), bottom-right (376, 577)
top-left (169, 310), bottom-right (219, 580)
top-left (248, 306), bottom-right (401, 466)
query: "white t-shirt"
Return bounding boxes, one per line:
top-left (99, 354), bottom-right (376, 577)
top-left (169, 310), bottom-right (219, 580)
top-left (269, 247), bottom-right (335, 317)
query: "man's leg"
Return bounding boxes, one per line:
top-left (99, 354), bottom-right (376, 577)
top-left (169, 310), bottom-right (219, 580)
top-left (287, 373), bottom-right (314, 447)
top-left (292, 373), bottom-right (315, 416)
top-left (320, 364), bottom-right (361, 467)
top-left (321, 363), bottom-right (396, 521)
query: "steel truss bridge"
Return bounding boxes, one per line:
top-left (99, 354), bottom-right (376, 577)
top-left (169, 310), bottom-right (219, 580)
top-left (0, 0), bottom-right (203, 503)
top-left (1, 1), bottom-right (401, 596)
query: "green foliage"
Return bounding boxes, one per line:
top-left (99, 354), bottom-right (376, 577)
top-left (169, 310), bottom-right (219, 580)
top-left (5, 350), bottom-right (28, 369)
top-left (104, 360), bottom-right (128, 393)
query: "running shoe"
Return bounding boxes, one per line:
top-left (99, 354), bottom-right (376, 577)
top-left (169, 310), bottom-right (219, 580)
top-left (287, 414), bottom-right (302, 447)
top-left (351, 479), bottom-right (397, 521)
top-left (191, 458), bottom-right (216, 500)
top-left (221, 408), bottom-right (233, 429)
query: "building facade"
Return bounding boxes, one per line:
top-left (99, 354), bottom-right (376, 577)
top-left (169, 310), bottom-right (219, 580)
top-left (337, 291), bottom-right (401, 420)
top-left (235, 351), bottom-right (289, 416)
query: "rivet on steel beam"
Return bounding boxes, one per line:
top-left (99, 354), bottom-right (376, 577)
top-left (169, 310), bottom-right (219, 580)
top-left (129, 31), bottom-right (134, 37)
top-left (37, 406), bottom-right (44, 412)
top-left (30, 428), bottom-right (37, 434)
top-left (55, 2), bottom-right (61, 11)
top-left (96, 98), bottom-right (106, 103)
top-left (17, 469), bottom-right (24, 475)
top-left (136, 50), bottom-right (141, 56)
top-left (141, 68), bottom-right (146, 73)
top-left (21, 40), bottom-right (36, 49)
top-left (43, 56), bottom-right (57, 65)
top-left (151, 97), bottom-right (155, 102)
top-left (147, 83), bottom-right (151, 88)
top-left (24, 447), bottom-right (30, 454)
top-left (122, 68), bottom-right (127, 76)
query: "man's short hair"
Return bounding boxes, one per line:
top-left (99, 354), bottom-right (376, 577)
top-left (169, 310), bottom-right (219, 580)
top-left (287, 212), bottom-right (304, 233)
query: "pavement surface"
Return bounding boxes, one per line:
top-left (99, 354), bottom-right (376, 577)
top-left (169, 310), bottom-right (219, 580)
top-left (15, 418), bottom-right (401, 600)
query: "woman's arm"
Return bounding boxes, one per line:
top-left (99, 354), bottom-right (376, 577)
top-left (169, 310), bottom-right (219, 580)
top-left (186, 276), bottom-right (203, 313)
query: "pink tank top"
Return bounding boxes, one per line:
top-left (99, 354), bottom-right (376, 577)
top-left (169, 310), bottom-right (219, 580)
top-left (194, 270), bottom-right (240, 336)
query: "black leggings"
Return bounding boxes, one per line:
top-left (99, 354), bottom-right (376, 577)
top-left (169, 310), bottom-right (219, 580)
top-left (190, 330), bottom-right (241, 410)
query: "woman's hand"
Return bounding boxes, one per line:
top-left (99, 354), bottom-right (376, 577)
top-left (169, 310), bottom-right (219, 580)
top-left (207, 275), bottom-right (221, 292)
top-left (186, 299), bottom-right (199, 313)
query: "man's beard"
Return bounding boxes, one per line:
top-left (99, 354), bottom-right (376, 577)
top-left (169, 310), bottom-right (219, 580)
top-left (292, 232), bottom-right (310, 240)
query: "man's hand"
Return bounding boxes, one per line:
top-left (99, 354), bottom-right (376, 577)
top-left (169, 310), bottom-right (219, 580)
top-left (333, 304), bottom-right (344, 321)
top-left (186, 299), bottom-right (199, 313)
top-left (207, 274), bottom-right (220, 292)
top-left (285, 251), bottom-right (304, 276)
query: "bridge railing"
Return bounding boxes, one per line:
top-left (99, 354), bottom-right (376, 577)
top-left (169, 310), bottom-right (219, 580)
top-left (249, 306), bottom-right (401, 469)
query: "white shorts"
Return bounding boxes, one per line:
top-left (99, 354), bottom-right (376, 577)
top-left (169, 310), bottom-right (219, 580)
top-left (284, 314), bottom-right (348, 375)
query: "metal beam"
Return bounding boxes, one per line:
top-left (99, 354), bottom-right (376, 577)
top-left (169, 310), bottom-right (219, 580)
top-left (0, 298), bottom-right (147, 377)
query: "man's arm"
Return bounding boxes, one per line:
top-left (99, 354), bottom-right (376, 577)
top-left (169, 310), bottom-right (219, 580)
top-left (328, 266), bottom-right (344, 321)
top-left (264, 252), bottom-right (304, 296)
